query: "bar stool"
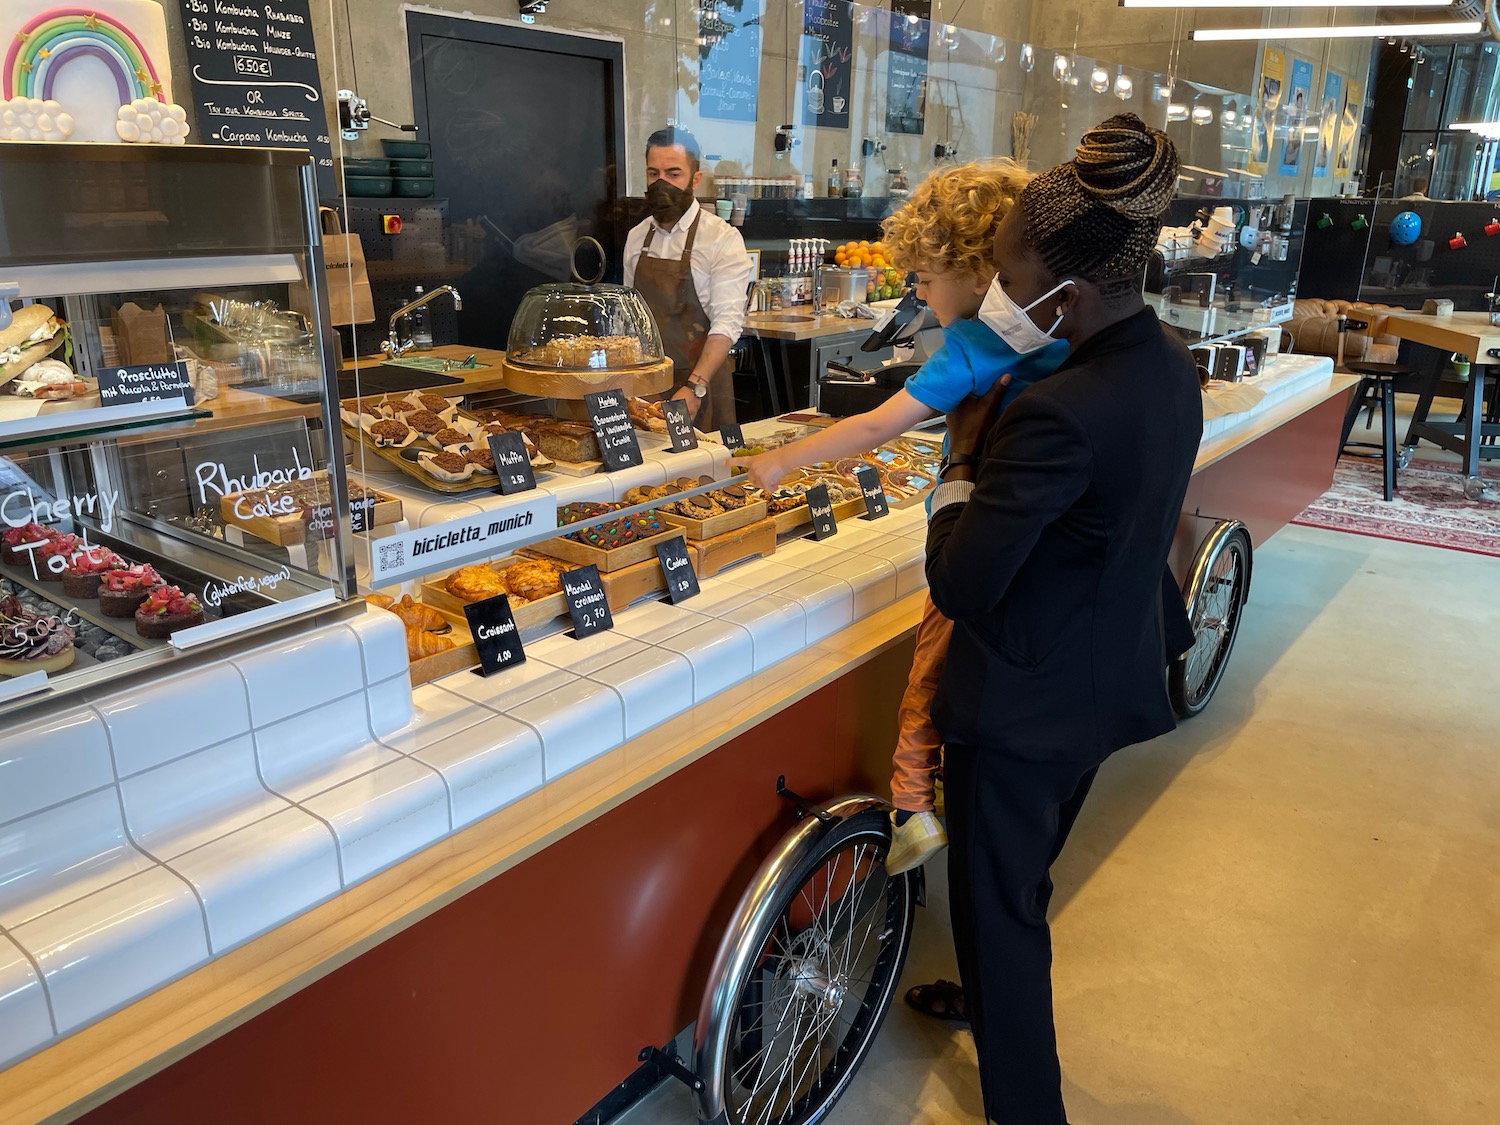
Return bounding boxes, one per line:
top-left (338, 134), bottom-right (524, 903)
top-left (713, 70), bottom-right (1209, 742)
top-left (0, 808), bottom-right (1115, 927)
top-left (1335, 317), bottom-right (1416, 502)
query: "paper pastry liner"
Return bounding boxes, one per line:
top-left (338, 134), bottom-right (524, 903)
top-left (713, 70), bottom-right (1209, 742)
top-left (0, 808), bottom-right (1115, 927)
top-left (427, 415), bottom-right (483, 453)
top-left (356, 415), bottom-right (418, 449)
top-left (400, 391), bottom-right (460, 423)
top-left (415, 451), bottom-right (481, 483)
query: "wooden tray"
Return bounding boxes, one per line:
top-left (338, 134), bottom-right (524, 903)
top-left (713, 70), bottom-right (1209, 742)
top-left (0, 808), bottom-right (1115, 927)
top-left (529, 524), bottom-right (681, 572)
top-left (343, 422), bottom-right (499, 495)
top-left (770, 495), bottom-right (865, 535)
top-left (689, 517), bottom-right (777, 578)
top-left (219, 479), bottom-right (404, 546)
top-left (661, 498), bottom-right (769, 541)
top-left (403, 605), bottom-right (478, 685)
top-left (500, 356), bottom-right (673, 400)
top-left (419, 555), bottom-right (572, 629)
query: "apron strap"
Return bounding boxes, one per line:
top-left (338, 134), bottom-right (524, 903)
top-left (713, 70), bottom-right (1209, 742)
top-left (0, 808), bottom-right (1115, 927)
top-left (680, 212), bottom-right (702, 262)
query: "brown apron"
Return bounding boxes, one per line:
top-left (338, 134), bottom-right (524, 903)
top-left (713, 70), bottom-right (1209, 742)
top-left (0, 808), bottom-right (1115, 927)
top-left (634, 212), bottom-right (736, 430)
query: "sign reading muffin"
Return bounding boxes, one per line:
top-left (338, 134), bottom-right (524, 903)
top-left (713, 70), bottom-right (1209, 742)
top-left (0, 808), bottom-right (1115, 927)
top-left (585, 389), bottom-right (644, 471)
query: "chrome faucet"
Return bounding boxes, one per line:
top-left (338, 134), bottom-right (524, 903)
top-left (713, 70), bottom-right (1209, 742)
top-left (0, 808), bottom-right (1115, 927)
top-left (382, 285), bottom-right (462, 359)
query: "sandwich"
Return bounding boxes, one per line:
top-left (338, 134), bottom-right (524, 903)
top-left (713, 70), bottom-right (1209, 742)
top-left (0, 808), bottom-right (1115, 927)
top-left (0, 304), bottom-right (66, 390)
top-left (11, 359), bottom-right (88, 400)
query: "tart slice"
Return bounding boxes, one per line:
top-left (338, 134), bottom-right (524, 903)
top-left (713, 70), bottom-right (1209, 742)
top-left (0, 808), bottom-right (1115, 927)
top-left (0, 596), bottom-right (76, 675)
top-left (135, 586), bottom-right (205, 639)
top-left (61, 547), bottom-right (129, 599)
top-left (99, 564), bottom-right (164, 618)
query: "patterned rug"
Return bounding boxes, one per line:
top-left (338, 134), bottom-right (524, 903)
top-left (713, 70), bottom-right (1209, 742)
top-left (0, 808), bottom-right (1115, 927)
top-left (1293, 456), bottom-right (1500, 557)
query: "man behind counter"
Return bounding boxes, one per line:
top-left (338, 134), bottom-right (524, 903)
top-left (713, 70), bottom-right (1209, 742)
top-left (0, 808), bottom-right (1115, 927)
top-left (624, 126), bottom-right (754, 430)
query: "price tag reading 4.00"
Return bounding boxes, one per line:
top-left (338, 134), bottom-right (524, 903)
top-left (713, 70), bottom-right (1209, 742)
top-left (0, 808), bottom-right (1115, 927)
top-left (464, 594), bottom-right (526, 676)
top-left (806, 482), bottom-right (838, 541)
top-left (488, 431), bottom-right (537, 495)
top-left (656, 535), bottom-right (700, 603)
top-left (562, 564), bottom-right (614, 637)
top-left (852, 464), bottom-right (889, 520)
top-left (661, 399), bottom-right (699, 452)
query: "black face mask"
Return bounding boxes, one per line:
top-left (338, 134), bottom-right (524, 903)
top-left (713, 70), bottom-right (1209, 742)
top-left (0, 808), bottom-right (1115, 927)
top-left (646, 178), bottom-right (693, 225)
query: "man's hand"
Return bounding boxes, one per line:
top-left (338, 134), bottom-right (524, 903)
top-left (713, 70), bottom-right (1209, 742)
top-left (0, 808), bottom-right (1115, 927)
top-left (945, 373), bottom-right (1012, 460)
top-left (740, 450), bottom-right (789, 492)
top-left (671, 383), bottom-right (702, 419)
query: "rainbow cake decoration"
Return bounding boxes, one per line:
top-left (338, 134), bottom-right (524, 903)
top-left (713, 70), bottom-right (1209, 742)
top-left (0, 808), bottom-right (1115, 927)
top-left (0, 2), bottom-right (187, 144)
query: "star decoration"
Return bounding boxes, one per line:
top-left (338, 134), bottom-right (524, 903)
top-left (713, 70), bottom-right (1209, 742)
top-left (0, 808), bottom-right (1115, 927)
top-left (19, 60), bottom-right (32, 74)
top-left (37, 48), bottom-right (50, 59)
top-left (14, 31), bottom-right (28, 44)
top-left (149, 81), bottom-right (163, 96)
top-left (135, 67), bottom-right (149, 83)
top-left (84, 14), bottom-right (100, 29)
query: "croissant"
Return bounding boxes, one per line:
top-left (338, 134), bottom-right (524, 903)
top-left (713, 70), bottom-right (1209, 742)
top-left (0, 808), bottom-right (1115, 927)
top-left (390, 594), bottom-right (450, 633)
top-left (406, 624), bottom-right (455, 660)
top-left (365, 593), bottom-right (395, 610)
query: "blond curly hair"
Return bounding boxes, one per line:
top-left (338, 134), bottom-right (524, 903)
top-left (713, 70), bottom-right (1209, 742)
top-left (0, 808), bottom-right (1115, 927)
top-left (881, 159), bottom-right (1033, 282)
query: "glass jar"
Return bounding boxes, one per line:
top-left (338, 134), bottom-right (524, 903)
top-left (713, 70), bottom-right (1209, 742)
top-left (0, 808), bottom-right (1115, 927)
top-left (506, 282), bottom-right (665, 370)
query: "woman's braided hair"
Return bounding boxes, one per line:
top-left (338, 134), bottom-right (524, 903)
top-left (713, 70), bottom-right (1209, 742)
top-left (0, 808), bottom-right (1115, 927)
top-left (1019, 113), bottom-right (1179, 281)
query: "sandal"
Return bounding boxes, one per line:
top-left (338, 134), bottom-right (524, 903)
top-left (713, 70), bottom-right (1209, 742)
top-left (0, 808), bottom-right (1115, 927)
top-left (904, 979), bottom-right (969, 1025)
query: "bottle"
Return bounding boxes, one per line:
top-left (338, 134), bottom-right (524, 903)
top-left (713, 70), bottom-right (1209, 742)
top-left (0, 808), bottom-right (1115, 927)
top-left (827, 159), bottom-right (842, 198)
top-left (802, 174), bottom-right (814, 199)
top-left (410, 285), bottom-right (433, 350)
top-left (843, 162), bottom-right (863, 199)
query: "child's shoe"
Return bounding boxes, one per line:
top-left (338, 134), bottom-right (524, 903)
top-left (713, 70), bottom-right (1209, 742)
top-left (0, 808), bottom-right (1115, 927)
top-left (886, 810), bottom-right (947, 875)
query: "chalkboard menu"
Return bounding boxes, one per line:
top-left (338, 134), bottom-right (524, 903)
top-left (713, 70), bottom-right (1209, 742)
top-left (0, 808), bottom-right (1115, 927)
top-left (887, 0), bottom-right (930, 135)
top-left (179, 0), bottom-right (336, 196)
top-left (802, 0), bottom-right (852, 130)
top-left (698, 0), bottom-right (762, 123)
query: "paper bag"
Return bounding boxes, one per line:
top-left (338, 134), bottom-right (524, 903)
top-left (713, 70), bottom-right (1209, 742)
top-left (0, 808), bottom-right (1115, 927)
top-left (110, 302), bottom-right (171, 364)
top-left (293, 209), bottom-right (376, 326)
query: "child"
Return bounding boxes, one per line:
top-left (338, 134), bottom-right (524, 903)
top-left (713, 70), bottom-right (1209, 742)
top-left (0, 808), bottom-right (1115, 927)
top-left (741, 160), bottom-right (1070, 874)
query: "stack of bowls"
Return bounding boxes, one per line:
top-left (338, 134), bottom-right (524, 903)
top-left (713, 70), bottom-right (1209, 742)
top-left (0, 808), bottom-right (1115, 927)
top-left (343, 156), bottom-right (393, 197)
top-left (382, 138), bottom-right (434, 198)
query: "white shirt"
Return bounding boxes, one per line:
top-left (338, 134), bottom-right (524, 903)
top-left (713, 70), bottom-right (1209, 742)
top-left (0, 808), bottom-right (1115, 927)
top-left (623, 200), bottom-right (753, 345)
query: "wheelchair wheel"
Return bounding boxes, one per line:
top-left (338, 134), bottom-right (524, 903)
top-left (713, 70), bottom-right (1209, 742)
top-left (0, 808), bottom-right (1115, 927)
top-left (1170, 520), bottom-right (1252, 718)
top-left (695, 796), bottom-right (917, 1125)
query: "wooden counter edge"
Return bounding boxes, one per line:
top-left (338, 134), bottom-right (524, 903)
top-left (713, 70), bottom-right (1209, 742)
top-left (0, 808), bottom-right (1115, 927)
top-left (0, 591), bottom-right (928, 1125)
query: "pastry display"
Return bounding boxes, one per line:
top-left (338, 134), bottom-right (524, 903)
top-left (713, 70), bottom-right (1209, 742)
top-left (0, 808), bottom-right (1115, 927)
top-left (0, 304), bottom-right (66, 390)
top-left (366, 593), bottom-right (457, 661)
top-left (528, 421), bottom-right (600, 464)
top-left (135, 586), bottom-right (204, 639)
top-left (464, 448), bottom-right (495, 472)
top-left (36, 534), bottom-right (81, 581)
top-left (98, 564), bottom-right (164, 617)
top-left (2, 521), bottom-right (56, 566)
top-left (443, 564), bottom-right (509, 603)
top-left (558, 501), bottom-right (666, 548)
top-left (432, 426), bottom-right (472, 449)
top-left (405, 409), bottom-right (447, 435)
top-left (0, 592), bottom-right (76, 675)
top-left (442, 556), bottom-right (570, 604)
top-left (3, 586), bottom-right (134, 665)
top-left (416, 393), bottom-right (457, 414)
top-left (61, 547), bottom-right (128, 599)
top-left (405, 624), bottom-right (455, 660)
top-left (518, 334), bottom-right (644, 369)
top-left (369, 418), bottom-right (412, 446)
top-left (387, 594), bottom-right (450, 634)
top-left (419, 450), bottom-right (473, 482)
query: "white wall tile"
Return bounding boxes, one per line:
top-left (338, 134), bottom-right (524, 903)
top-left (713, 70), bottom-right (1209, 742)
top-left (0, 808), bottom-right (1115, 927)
top-left (0, 707), bottom-right (113, 826)
top-left (509, 681), bottom-right (626, 780)
top-left (526, 629), bottom-right (648, 675)
top-left (254, 693), bottom-right (397, 804)
top-left (299, 759), bottom-right (450, 885)
top-left (586, 648), bottom-right (695, 738)
top-left (168, 807), bottom-right (340, 953)
top-left (820, 556), bottom-right (898, 617)
top-left (436, 659), bottom-right (577, 711)
top-left (655, 620), bottom-right (756, 702)
top-left (233, 628), bottom-right (363, 726)
top-left (377, 683), bottom-right (490, 755)
top-left (366, 673), bottom-right (415, 738)
top-left (774, 574), bottom-right (855, 643)
top-left (10, 866), bottom-right (208, 1034)
top-left (608, 598), bottom-right (709, 644)
top-left (720, 593), bottom-right (807, 671)
top-left (345, 610), bottom-right (410, 685)
top-left (93, 664), bottom-right (250, 778)
top-left (0, 932), bottom-right (53, 1067)
top-left (412, 716), bottom-right (544, 829)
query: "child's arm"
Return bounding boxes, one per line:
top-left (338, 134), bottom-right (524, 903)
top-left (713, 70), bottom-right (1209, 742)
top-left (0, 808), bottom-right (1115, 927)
top-left (740, 388), bottom-right (939, 491)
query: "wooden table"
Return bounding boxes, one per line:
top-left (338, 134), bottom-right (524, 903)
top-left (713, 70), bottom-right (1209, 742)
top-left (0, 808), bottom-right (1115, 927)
top-left (1382, 311), bottom-right (1500, 498)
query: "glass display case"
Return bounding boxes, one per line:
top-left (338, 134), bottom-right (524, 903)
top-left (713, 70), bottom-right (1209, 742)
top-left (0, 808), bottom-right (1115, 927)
top-left (505, 282), bottom-right (665, 371)
top-left (0, 143), bottom-right (361, 716)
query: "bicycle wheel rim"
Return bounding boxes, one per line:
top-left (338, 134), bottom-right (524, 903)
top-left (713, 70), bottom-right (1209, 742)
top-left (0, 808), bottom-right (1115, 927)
top-left (1182, 535), bottom-right (1246, 708)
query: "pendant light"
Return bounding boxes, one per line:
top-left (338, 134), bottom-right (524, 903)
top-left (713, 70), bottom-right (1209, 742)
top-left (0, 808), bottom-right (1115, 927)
top-left (1091, 64), bottom-right (1110, 93)
top-left (1114, 67), bottom-right (1134, 100)
top-left (1020, 43), bottom-right (1035, 72)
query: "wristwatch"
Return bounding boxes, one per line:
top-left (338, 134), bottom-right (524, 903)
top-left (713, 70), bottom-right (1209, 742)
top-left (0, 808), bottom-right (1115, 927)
top-left (938, 451), bottom-right (976, 479)
top-left (688, 378), bottom-right (708, 398)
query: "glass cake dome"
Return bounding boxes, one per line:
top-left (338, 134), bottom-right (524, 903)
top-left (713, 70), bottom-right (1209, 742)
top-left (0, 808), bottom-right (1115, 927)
top-left (506, 282), bottom-right (665, 371)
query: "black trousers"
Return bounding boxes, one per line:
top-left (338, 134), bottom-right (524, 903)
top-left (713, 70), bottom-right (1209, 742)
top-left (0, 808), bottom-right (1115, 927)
top-left (945, 743), bottom-right (1101, 1125)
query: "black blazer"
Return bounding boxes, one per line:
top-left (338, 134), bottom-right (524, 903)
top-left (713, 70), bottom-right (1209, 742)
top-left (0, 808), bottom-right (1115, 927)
top-left (926, 307), bottom-right (1203, 764)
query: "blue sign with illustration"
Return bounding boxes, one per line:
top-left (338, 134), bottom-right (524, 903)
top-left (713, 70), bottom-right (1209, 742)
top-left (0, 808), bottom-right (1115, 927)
top-left (886, 0), bottom-right (930, 135)
top-left (699, 0), bottom-right (763, 123)
top-left (1279, 57), bottom-right (1314, 177)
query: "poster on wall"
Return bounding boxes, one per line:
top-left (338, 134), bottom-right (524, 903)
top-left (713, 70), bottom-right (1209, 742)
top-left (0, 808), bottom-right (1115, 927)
top-left (886, 0), bottom-right (930, 135)
top-left (801, 0), bottom-right (852, 129)
top-left (1335, 79), bottom-right (1362, 177)
top-left (178, 0), bottom-right (335, 196)
top-left (1278, 57), bottom-right (1314, 177)
top-left (699, 0), bottom-right (762, 122)
top-left (1249, 47), bottom-right (1284, 178)
top-left (1314, 70), bottom-right (1341, 177)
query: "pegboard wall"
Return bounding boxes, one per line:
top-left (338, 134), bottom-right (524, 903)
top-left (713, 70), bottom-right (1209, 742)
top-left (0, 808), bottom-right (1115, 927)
top-left (1296, 200), bottom-right (1375, 303)
top-left (1361, 200), bottom-right (1500, 310)
top-left (336, 198), bottom-right (463, 356)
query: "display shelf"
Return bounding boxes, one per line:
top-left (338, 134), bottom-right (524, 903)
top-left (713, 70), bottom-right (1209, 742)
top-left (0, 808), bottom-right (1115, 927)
top-left (0, 563), bottom-right (156, 655)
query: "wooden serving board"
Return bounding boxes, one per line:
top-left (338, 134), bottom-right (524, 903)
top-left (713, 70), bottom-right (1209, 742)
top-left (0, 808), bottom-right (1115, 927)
top-left (403, 606), bottom-right (478, 685)
top-left (418, 555), bottom-right (571, 629)
top-left (342, 422), bottom-right (498, 495)
top-left (500, 356), bottom-right (674, 400)
top-left (689, 517), bottom-right (777, 578)
top-left (661, 498), bottom-right (769, 541)
top-left (770, 495), bottom-right (864, 535)
top-left (219, 481), bottom-right (404, 546)
top-left (529, 525), bottom-right (680, 572)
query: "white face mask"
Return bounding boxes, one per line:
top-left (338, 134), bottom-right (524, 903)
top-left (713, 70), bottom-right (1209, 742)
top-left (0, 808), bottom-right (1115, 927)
top-left (978, 278), bottom-right (1075, 355)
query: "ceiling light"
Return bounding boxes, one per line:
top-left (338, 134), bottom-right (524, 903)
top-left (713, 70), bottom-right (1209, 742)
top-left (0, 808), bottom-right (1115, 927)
top-left (1115, 68), bottom-right (1134, 100)
top-left (1168, 102), bottom-right (1189, 121)
top-left (993, 37), bottom-right (1007, 64)
top-left (1222, 99), bottom-right (1238, 127)
top-left (1122, 0), bottom-right (1447, 6)
top-left (1054, 52), bottom-right (1072, 82)
top-left (1192, 21), bottom-right (1481, 41)
top-left (1020, 43), bottom-right (1035, 72)
top-left (1192, 103), bottom-right (1214, 125)
top-left (1091, 65), bottom-right (1110, 92)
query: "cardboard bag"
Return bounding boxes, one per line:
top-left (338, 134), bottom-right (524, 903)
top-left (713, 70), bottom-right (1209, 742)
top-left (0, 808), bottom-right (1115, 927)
top-left (294, 209), bottom-right (375, 326)
top-left (110, 302), bottom-right (171, 364)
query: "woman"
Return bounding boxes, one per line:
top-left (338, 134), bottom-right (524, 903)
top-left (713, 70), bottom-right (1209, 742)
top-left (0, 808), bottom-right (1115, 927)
top-left (920, 114), bottom-right (1202, 1124)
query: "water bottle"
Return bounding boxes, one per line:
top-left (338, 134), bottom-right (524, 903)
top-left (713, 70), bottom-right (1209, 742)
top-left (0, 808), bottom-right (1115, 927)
top-left (410, 285), bottom-right (433, 351)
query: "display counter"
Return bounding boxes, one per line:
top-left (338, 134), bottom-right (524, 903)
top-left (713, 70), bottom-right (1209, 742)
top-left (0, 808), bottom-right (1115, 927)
top-left (0, 342), bottom-right (1353, 1125)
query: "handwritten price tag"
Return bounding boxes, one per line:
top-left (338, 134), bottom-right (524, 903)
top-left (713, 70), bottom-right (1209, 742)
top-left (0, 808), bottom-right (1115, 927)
top-left (464, 594), bottom-right (526, 676)
top-left (561, 564), bottom-right (614, 637)
top-left (662, 398), bottom-right (699, 452)
top-left (656, 535), bottom-right (700, 603)
top-left (853, 464), bottom-right (889, 520)
top-left (805, 482), bottom-right (838, 541)
top-left (585, 389), bottom-right (644, 471)
top-left (488, 431), bottom-right (538, 495)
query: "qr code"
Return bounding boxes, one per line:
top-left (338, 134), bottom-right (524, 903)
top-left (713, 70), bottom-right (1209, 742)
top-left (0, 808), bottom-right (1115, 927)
top-left (379, 542), bottom-right (404, 572)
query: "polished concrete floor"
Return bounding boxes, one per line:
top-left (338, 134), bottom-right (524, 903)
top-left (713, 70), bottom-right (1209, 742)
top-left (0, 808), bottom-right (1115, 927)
top-left (619, 522), bottom-right (1500, 1125)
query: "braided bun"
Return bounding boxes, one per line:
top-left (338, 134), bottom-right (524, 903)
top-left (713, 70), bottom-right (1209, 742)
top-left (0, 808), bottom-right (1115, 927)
top-left (1019, 113), bottom-right (1179, 281)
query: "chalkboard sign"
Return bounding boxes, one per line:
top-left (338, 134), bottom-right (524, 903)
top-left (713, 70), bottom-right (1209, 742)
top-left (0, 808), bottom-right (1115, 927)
top-left (662, 399), bottom-right (699, 453)
top-left (350, 496), bottom-right (376, 534)
top-left (802, 0), bottom-right (853, 130)
top-left (887, 0), bottom-right (931, 135)
top-left (719, 423), bottom-right (745, 451)
top-left (561, 564), bottom-right (613, 637)
top-left (97, 362), bottom-right (195, 407)
top-left (806, 482), bottom-right (838, 540)
top-left (853, 465), bottom-right (889, 520)
top-left (585, 389), bottom-right (644, 470)
top-left (698, 0), bottom-right (762, 123)
top-left (656, 535), bottom-right (700, 603)
top-left (488, 431), bottom-right (537, 494)
top-left (464, 594), bottom-right (526, 675)
top-left (302, 501), bottom-right (336, 541)
top-left (179, 0), bottom-right (336, 196)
